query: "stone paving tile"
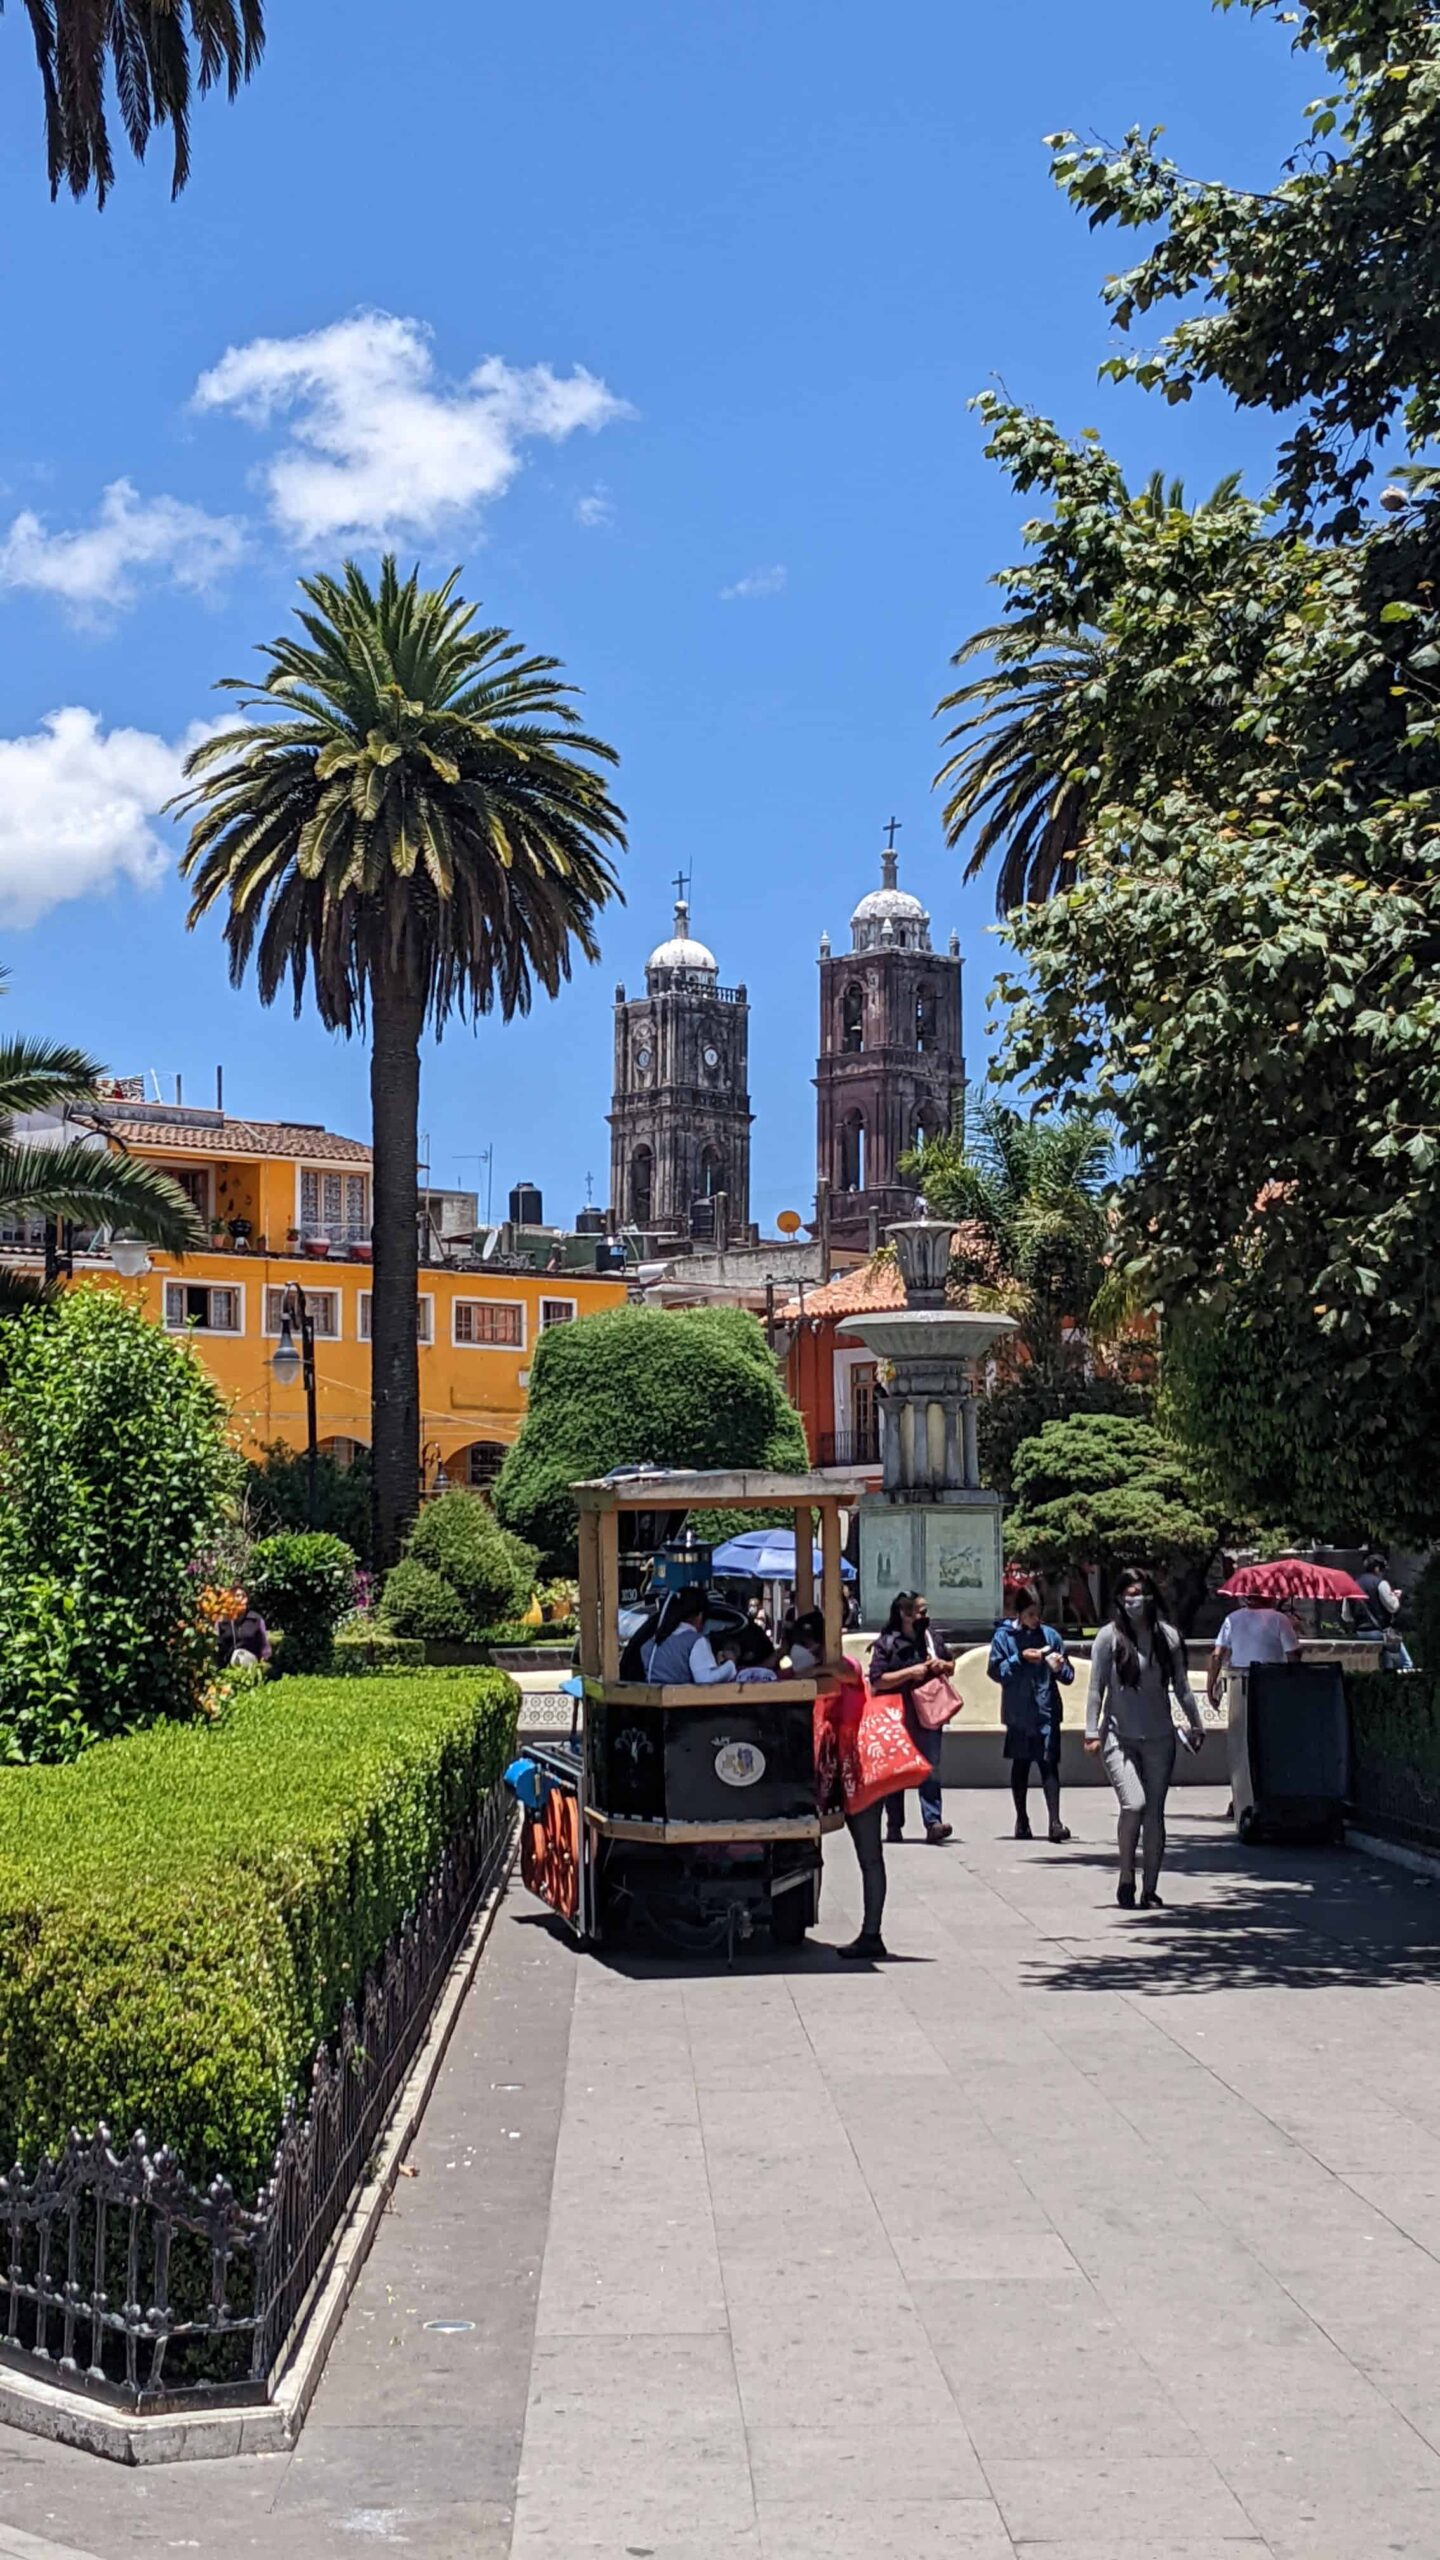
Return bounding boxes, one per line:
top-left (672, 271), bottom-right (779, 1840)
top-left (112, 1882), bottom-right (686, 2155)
top-left (755, 2497), bottom-right (1014, 2557)
top-left (985, 2452), bottom-right (1257, 2544)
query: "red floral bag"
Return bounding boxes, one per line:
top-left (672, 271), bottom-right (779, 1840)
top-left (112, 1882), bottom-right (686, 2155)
top-left (815, 1660), bottom-right (932, 1817)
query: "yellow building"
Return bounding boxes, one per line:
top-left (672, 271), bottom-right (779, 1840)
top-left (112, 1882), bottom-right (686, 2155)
top-left (22, 1098), bottom-right (627, 1488)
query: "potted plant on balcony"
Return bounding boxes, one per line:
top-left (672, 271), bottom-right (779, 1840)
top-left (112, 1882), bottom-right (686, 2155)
top-left (350, 1234), bottom-right (373, 1263)
top-left (304, 1231), bottom-right (332, 1259)
top-left (285, 1226), bottom-right (302, 1254)
top-left (209, 1214), bottom-right (227, 1251)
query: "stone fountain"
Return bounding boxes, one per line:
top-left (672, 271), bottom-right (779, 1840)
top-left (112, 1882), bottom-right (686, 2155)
top-left (839, 1218), bottom-right (1017, 1637)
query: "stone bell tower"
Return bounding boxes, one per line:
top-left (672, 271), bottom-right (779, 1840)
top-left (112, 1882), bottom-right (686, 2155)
top-left (608, 883), bottom-right (752, 1239)
top-left (815, 830), bottom-right (965, 1256)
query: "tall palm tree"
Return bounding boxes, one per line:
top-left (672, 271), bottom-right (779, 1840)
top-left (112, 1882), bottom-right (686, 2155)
top-left (21, 0), bottom-right (264, 203)
top-left (0, 1028), bottom-right (203, 1307)
top-left (174, 556), bottom-right (626, 1565)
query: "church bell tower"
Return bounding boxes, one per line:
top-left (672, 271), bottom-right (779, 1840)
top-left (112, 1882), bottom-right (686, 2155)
top-left (815, 832), bottom-right (965, 1256)
top-left (609, 885), bottom-right (753, 1240)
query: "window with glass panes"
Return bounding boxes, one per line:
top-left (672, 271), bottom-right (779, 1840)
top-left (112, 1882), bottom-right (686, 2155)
top-left (298, 1168), bottom-right (371, 1238)
top-left (540, 1299), bottom-right (577, 1328)
top-left (159, 1163), bottom-right (211, 1220)
top-left (164, 1282), bottom-right (242, 1334)
top-left (263, 1287), bottom-right (340, 1338)
top-left (453, 1299), bottom-right (523, 1347)
top-left (358, 1293), bottom-right (432, 1343)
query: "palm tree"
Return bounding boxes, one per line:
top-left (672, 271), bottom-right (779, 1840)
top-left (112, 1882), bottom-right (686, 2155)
top-left (23, 0), bottom-right (264, 203)
top-left (936, 470), bottom-right (1246, 913)
top-left (0, 1028), bottom-right (203, 1307)
top-left (174, 556), bottom-right (626, 1565)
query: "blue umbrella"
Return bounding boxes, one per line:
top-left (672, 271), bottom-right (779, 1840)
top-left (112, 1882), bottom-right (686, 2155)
top-left (710, 1528), bottom-right (857, 1582)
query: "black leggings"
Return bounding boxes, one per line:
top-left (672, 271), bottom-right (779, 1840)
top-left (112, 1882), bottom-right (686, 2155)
top-left (1011, 1758), bottom-right (1062, 1823)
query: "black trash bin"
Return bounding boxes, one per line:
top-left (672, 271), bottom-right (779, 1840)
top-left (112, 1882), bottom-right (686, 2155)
top-left (1229, 1659), bottom-right (1349, 1844)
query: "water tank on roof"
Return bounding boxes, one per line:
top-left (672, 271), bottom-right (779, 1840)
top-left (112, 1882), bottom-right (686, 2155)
top-left (576, 1207), bottom-right (609, 1235)
top-left (509, 1181), bottom-right (543, 1226)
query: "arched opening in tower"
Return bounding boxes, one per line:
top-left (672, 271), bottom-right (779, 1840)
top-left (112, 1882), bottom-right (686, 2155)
top-left (842, 983), bottom-right (865, 1053)
top-left (915, 988), bottom-right (938, 1054)
top-left (698, 1146), bottom-right (725, 1200)
top-left (630, 1147), bottom-right (654, 1227)
top-left (839, 1110), bottom-right (866, 1193)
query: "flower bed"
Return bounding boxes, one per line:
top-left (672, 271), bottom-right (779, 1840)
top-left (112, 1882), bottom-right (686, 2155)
top-left (0, 1670), bottom-right (518, 2194)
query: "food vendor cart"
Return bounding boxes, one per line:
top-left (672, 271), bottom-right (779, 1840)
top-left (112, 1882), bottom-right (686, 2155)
top-left (515, 1468), bottom-right (864, 1957)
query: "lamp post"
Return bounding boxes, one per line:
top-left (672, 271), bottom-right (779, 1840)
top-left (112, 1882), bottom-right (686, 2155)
top-left (271, 1279), bottom-right (318, 1526)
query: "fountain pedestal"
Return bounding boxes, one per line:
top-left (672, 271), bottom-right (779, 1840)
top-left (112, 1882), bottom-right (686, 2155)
top-left (838, 1221), bottom-right (1017, 1638)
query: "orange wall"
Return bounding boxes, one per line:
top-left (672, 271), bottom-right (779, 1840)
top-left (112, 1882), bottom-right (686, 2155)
top-left (71, 1249), bottom-right (627, 1473)
top-left (785, 1317), bottom-right (837, 1460)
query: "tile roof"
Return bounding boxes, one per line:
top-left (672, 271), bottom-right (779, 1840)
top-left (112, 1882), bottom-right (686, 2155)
top-left (779, 1257), bottom-right (907, 1321)
top-left (102, 1115), bottom-right (372, 1164)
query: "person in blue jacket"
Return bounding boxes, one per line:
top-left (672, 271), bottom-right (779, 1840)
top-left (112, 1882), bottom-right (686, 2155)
top-left (988, 1587), bottom-right (1074, 1843)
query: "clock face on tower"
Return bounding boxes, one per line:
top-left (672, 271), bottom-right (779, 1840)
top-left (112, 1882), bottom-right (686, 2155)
top-left (703, 1045), bottom-right (720, 1071)
top-left (635, 1044), bottom-right (652, 1072)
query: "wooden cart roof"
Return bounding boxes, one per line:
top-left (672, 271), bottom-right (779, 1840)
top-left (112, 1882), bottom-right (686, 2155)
top-left (570, 1468), bottom-right (871, 1512)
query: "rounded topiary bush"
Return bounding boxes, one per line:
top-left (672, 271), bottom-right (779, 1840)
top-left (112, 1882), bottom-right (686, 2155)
top-left (248, 1530), bottom-right (356, 1674)
top-left (379, 1556), bottom-right (474, 1643)
top-left (407, 1490), bottom-right (536, 1628)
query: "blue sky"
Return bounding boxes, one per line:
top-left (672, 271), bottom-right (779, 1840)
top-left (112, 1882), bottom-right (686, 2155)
top-left (0, 0), bottom-right (1308, 1233)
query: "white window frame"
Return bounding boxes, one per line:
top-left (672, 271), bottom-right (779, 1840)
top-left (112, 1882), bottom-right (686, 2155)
top-left (164, 1280), bottom-right (245, 1337)
top-left (358, 1291), bottom-right (433, 1345)
top-left (295, 1165), bottom-right (372, 1236)
top-left (262, 1285), bottom-right (342, 1340)
top-left (539, 1297), bottom-right (578, 1330)
top-left (452, 1297), bottom-right (527, 1351)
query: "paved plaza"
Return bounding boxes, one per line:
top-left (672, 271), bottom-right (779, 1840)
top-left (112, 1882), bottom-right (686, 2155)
top-left (7, 1786), bottom-right (1440, 2557)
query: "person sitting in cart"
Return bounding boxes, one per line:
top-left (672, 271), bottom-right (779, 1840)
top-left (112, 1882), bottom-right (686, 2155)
top-left (644, 1587), bottom-right (738, 1685)
top-left (721, 1625), bottom-right (780, 1683)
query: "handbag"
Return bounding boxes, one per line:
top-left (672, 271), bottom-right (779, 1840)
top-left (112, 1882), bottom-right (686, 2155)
top-left (910, 1670), bottom-right (962, 1731)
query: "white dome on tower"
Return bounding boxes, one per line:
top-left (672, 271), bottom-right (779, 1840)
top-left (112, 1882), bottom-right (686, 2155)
top-left (850, 844), bottom-right (931, 953)
top-left (647, 896), bottom-right (718, 981)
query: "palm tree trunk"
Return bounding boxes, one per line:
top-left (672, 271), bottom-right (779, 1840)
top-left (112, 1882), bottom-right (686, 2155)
top-left (370, 969), bottom-right (426, 1568)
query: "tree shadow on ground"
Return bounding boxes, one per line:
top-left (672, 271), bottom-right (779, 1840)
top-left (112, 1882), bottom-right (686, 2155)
top-left (1024, 1832), bottom-right (1440, 1995)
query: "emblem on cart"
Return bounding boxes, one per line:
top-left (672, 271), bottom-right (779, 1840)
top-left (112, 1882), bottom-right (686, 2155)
top-left (715, 1741), bottom-right (766, 1787)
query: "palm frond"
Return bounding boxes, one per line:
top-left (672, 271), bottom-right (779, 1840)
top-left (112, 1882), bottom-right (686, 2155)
top-left (16, 0), bottom-right (264, 203)
top-left (0, 1139), bottom-right (204, 1251)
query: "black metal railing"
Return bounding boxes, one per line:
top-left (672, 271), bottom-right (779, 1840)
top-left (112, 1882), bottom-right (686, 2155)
top-left (0, 1782), bottom-right (514, 2414)
top-left (818, 1426), bottom-right (881, 1467)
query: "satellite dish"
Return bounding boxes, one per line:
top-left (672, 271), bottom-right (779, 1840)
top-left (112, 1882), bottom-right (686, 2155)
top-left (777, 1210), bottom-right (803, 1236)
top-left (480, 1227), bottom-right (499, 1261)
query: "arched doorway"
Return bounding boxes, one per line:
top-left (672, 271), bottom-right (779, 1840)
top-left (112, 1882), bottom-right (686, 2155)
top-left (841, 983), bottom-right (865, 1053)
top-left (630, 1147), bottom-right (654, 1226)
top-left (698, 1145), bottom-right (724, 1199)
top-left (318, 1435), bottom-right (368, 1472)
top-left (915, 988), bottom-right (938, 1053)
top-left (454, 1440), bottom-right (508, 1493)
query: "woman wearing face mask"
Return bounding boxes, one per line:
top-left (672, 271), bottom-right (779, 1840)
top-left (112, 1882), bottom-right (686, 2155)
top-left (1085, 1568), bottom-right (1205, 1908)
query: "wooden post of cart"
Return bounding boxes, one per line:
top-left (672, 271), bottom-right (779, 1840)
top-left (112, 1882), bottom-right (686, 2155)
top-left (562, 1468), bottom-right (868, 1953)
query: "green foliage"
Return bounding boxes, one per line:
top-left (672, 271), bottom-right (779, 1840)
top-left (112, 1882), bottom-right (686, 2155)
top-left (380, 1558), bottom-right (476, 1643)
top-left (980, 1368), bottom-right (1151, 1502)
top-left (1408, 1557), bottom-right (1440, 1678)
top-left (0, 1671), bottom-right (517, 2191)
top-left (1006, 1414), bottom-right (1217, 1581)
top-left (494, 1305), bottom-right (809, 1571)
top-left (244, 1439), bottom-right (373, 1559)
top-left (408, 1490), bottom-right (537, 1625)
top-left (331, 1629), bottom-right (426, 1676)
top-left (1347, 1669), bottom-right (1440, 1830)
top-left (247, 1531), bottom-right (356, 1674)
top-left (0, 1288), bottom-right (234, 1762)
top-left (1049, 2), bottom-right (1440, 536)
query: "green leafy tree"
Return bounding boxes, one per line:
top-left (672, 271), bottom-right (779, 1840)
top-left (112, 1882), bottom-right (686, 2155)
top-left (23, 0), bottom-right (264, 205)
top-left (1005, 1414), bottom-right (1217, 1604)
top-left (1050, 1), bottom-right (1440, 537)
top-left (495, 1306), bottom-right (809, 1573)
top-left (0, 1023), bottom-right (202, 1307)
top-left (245, 1438), bottom-right (374, 1559)
top-left (174, 558), bottom-right (624, 1568)
top-left (0, 1286), bottom-right (235, 1760)
top-left (379, 1489), bottom-right (537, 1641)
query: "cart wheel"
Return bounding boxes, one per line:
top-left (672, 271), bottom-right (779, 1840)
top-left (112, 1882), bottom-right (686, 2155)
top-left (770, 1888), bottom-right (812, 1946)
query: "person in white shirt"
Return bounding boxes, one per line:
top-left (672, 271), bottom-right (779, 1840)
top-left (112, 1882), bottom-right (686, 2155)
top-left (1207, 1596), bottom-right (1299, 1706)
top-left (644, 1591), bottom-right (737, 1685)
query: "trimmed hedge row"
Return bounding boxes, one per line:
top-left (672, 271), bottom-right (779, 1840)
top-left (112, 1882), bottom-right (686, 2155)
top-left (1346, 1668), bottom-right (1440, 1844)
top-left (0, 1670), bottom-right (518, 2195)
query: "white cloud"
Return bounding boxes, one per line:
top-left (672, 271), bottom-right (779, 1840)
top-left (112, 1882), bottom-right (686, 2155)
top-left (574, 486), bottom-right (614, 528)
top-left (0, 707), bottom-right (204, 927)
top-left (0, 479), bottom-right (244, 618)
top-left (720, 563), bottom-right (787, 601)
top-left (192, 311), bottom-right (631, 548)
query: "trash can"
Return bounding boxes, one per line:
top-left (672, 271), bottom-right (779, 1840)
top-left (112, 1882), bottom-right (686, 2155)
top-left (1229, 1659), bottom-right (1349, 1844)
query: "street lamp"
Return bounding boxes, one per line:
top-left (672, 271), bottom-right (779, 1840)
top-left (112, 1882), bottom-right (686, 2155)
top-left (271, 1280), bottom-right (318, 1524)
top-left (106, 1235), bottom-right (152, 1278)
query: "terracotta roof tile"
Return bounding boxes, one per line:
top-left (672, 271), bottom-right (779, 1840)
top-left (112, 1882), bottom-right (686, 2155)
top-left (102, 1115), bottom-right (371, 1165)
top-left (779, 1257), bottom-right (907, 1321)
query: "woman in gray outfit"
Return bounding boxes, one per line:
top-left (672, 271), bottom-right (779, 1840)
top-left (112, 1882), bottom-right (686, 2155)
top-left (1086, 1569), bottom-right (1205, 1908)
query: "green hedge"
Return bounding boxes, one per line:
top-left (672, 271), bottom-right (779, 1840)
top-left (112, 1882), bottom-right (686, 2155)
top-left (0, 1670), bottom-right (518, 2195)
top-left (331, 1629), bottom-right (426, 1675)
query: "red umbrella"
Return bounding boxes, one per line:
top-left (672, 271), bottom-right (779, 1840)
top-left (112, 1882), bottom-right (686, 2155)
top-left (1217, 1560), bottom-right (1366, 1603)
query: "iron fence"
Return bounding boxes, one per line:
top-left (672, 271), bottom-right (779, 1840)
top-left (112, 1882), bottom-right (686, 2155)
top-left (0, 1781), bottom-right (514, 2414)
top-left (817, 1425), bottom-right (880, 1468)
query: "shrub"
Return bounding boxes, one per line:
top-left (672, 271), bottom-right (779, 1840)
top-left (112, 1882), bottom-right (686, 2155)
top-left (331, 1629), bottom-right (426, 1676)
top-left (379, 1556), bottom-right (473, 1642)
top-left (0, 1670), bottom-right (519, 2192)
top-left (0, 1287), bottom-right (235, 1763)
top-left (407, 1490), bottom-right (537, 1626)
top-left (1006, 1414), bottom-right (1217, 1596)
top-left (495, 1305), bottom-right (810, 1571)
top-left (244, 1438), bottom-right (374, 1561)
top-left (248, 1531), bottom-right (356, 1673)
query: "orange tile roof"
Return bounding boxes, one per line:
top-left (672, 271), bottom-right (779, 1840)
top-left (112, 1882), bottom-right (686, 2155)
top-left (101, 1114), bottom-right (371, 1164)
top-left (779, 1257), bottom-right (907, 1322)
